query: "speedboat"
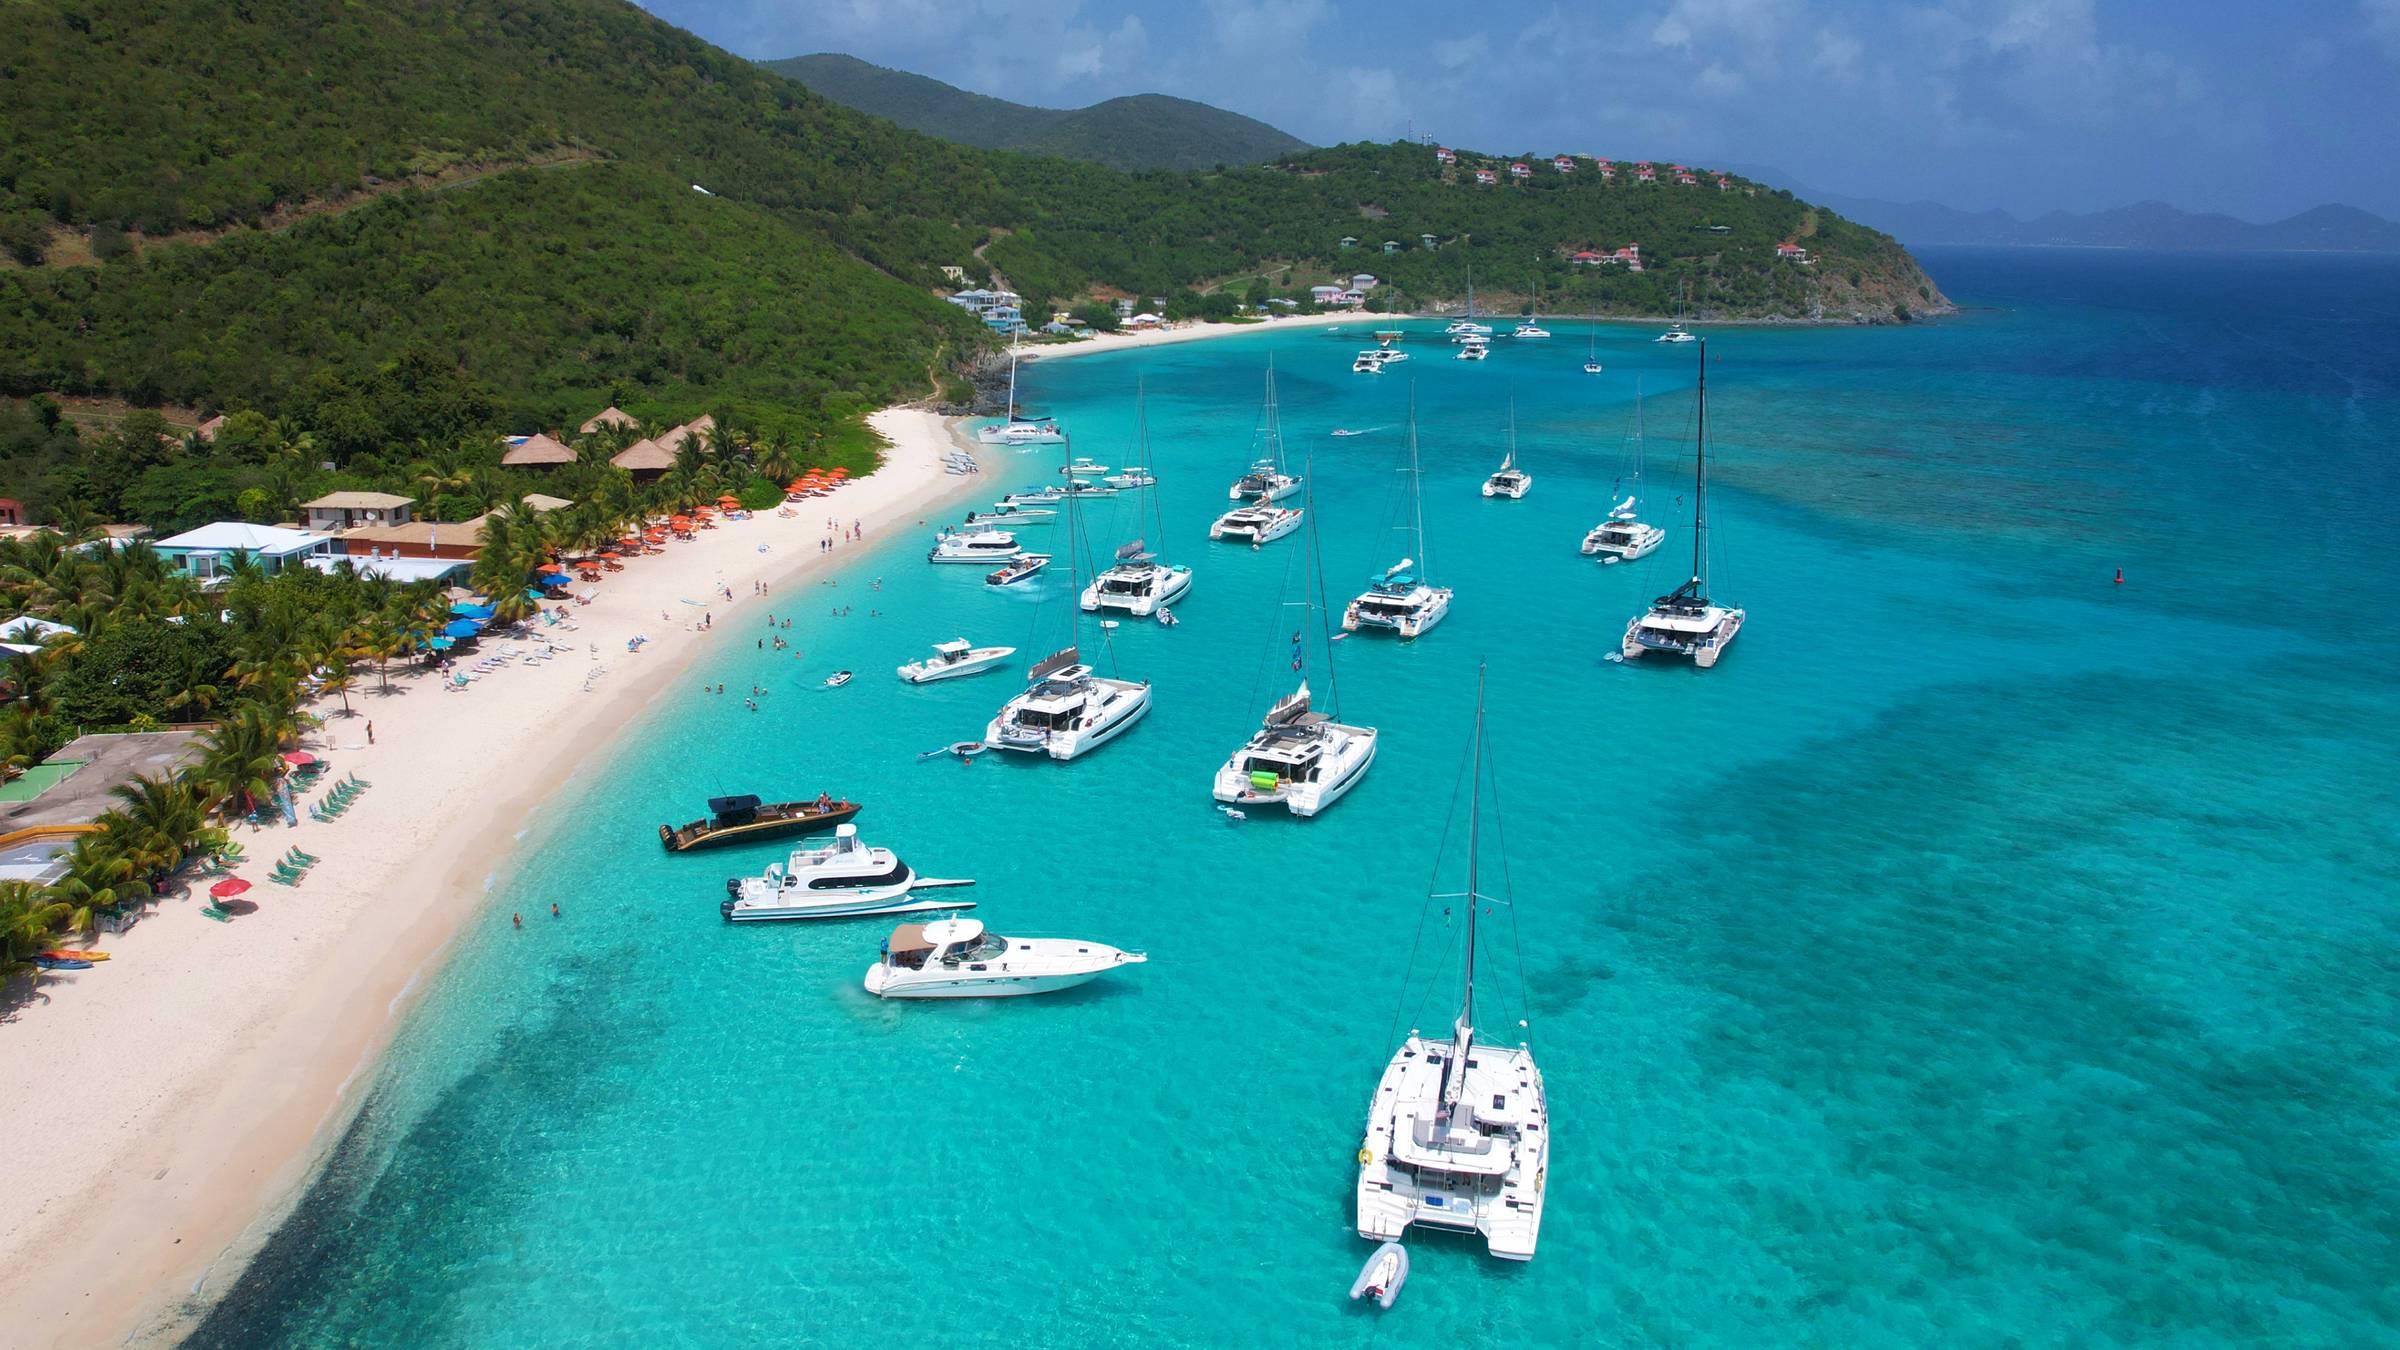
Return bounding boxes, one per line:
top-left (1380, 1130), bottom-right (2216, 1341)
top-left (660, 794), bottom-right (860, 853)
top-left (1344, 560), bottom-right (1451, 638)
top-left (986, 554), bottom-right (1050, 586)
top-left (823, 670), bottom-right (854, 688)
top-left (1622, 340), bottom-right (1742, 666)
top-left (1356, 670), bottom-right (1548, 1261)
top-left (898, 638), bottom-right (1017, 684)
top-left (1444, 319), bottom-right (1493, 336)
top-left (1081, 547), bottom-right (1193, 617)
top-left (964, 505), bottom-right (1053, 527)
top-left (1209, 502), bottom-right (1303, 545)
top-left (1509, 322), bottom-right (1551, 338)
top-left (720, 824), bottom-right (974, 922)
top-left (995, 487), bottom-right (1063, 508)
top-left (863, 917), bottom-right (1146, 999)
top-left (1211, 682), bottom-right (1377, 817)
top-left (984, 647), bottom-right (1152, 760)
top-left (1376, 347), bottom-right (1409, 364)
top-left (928, 527), bottom-right (1024, 564)
top-left (1102, 467), bottom-right (1157, 488)
top-left (1064, 457), bottom-right (1110, 477)
top-left (1057, 480), bottom-right (1119, 500)
top-left (1228, 460), bottom-right (1301, 503)
top-left (1454, 337), bottom-right (1489, 361)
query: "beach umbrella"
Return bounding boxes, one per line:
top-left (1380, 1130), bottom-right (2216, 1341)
top-left (539, 573), bottom-right (573, 586)
top-left (280, 751), bottom-right (318, 767)
top-left (210, 878), bottom-right (252, 899)
top-left (442, 618), bottom-right (483, 638)
top-left (449, 601), bottom-right (495, 619)
top-left (429, 636), bottom-right (456, 650)
top-left (525, 589), bottom-right (546, 600)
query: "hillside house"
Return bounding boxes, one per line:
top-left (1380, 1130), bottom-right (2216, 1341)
top-left (1420, 233), bottom-right (1439, 249)
top-left (1776, 242), bottom-right (1812, 263)
top-left (1677, 172), bottom-right (1698, 186)
top-left (0, 498), bottom-right (20, 527)
top-left (1509, 162), bottom-right (1531, 179)
top-left (1126, 312), bottom-right (1164, 328)
top-left (1570, 250), bottom-right (1606, 266)
top-left (1553, 155), bottom-right (1574, 172)
top-left (1594, 159), bottom-right (1614, 173)
top-left (194, 415), bottom-right (225, 442)
top-left (1716, 176), bottom-right (1732, 191)
top-left (301, 491), bottom-right (414, 532)
top-left (1339, 236), bottom-right (1359, 250)
top-left (1474, 169), bottom-right (1497, 185)
top-left (1382, 240), bottom-right (1402, 254)
top-left (500, 433), bottom-right (577, 469)
top-left (1434, 147), bottom-right (1456, 164)
top-left (1351, 274), bottom-right (1379, 290)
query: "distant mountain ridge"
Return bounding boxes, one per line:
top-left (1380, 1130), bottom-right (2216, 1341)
top-left (1716, 166), bottom-right (2400, 253)
top-left (761, 53), bottom-right (1309, 172)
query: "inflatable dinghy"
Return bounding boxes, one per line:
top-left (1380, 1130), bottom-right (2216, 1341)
top-left (1349, 1241), bottom-right (1408, 1309)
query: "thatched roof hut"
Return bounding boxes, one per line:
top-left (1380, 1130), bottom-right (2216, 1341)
top-left (501, 433), bottom-right (577, 468)
top-left (580, 406), bottom-right (639, 434)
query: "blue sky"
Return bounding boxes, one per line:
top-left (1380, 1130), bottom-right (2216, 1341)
top-left (640, 0), bottom-right (2400, 220)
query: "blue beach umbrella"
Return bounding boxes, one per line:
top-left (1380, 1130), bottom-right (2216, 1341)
top-left (428, 636), bottom-right (456, 650)
top-left (441, 619), bottom-right (483, 639)
top-left (539, 572), bottom-right (574, 586)
top-left (449, 601), bottom-right (496, 619)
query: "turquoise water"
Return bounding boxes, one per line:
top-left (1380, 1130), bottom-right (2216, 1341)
top-left (196, 249), bottom-right (2400, 1347)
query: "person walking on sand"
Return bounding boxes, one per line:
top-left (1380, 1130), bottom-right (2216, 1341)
top-left (366, 720), bottom-right (375, 745)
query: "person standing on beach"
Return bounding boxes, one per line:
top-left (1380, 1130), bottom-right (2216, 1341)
top-left (366, 721), bottom-right (375, 745)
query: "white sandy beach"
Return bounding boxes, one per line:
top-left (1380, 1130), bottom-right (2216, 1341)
top-left (0, 410), bottom-right (993, 1349)
top-left (1020, 313), bottom-right (1352, 363)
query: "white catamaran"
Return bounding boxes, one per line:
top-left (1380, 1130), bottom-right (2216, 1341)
top-left (1224, 359), bottom-right (1302, 504)
top-left (1082, 382), bottom-right (1193, 617)
top-left (1482, 399), bottom-right (1531, 499)
top-left (1621, 341), bottom-right (1743, 666)
top-left (986, 432), bottom-right (1153, 759)
top-left (1346, 394), bottom-right (1452, 639)
top-left (1582, 380), bottom-right (1665, 563)
top-left (976, 334), bottom-right (1067, 446)
top-left (1355, 667), bottom-right (1548, 1261)
top-left (1212, 455), bottom-right (1377, 817)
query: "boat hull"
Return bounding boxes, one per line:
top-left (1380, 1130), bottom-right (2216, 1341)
top-left (1210, 729), bottom-right (1377, 817)
top-left (1620, 607), bottom-right (1745, 667)
top-left (1582, 527), bottom-right (1664, 562)
top-left (1080, 567), bottom-right (1193, 616)
top-left (897, 649), bottom-right (1014, 684)
top-left (660, 803), bottom-right (860, 853)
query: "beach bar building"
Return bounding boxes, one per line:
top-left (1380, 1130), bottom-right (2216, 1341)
top-left (153, 522), bottom-right (334, 583)
top-left (301, 491), bottom-right (415, 532)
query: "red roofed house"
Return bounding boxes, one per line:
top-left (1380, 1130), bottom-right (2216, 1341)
top-left (1474, 168), bottom-right (1497, 185)
top-left (1677, 172), bottom-right (1698, 186)
top-left (194, 414), bottom-right (226, 442)
top-left (1615, 244), bottom-right (1643, 271)
top-left (1776, 242), bottom-right (1812, 263)
top-left (1716, 176), bottom-right (1732, 191)
top-left (1509, 162), bottom-right (1531, 179)
top-left (1553, 155), bottom-right (1574, 172)
top-left (1599, 165), bottom-right (1616, 180)
top-left (1635, 162), bottom-right (1657, 182)
top-left (1570, 250), bottom-right (1607, 265)
top-left (1435, 146), bottom-right (1456, 164)
top-left (0, 498), bottom-right (23, 527)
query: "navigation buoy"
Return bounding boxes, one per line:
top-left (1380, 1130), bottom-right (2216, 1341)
top-left (2114, 568), bottom-right (2124, 585)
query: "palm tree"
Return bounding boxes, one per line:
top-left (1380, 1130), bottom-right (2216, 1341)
top-left (48, 831), bottom-right (138, 936)
top-left (196, 702), bottom-right (295, 817)
top-left (1, 880), bottom-right (73, 982)
top-left (108, 774), bottom-right (224, 876)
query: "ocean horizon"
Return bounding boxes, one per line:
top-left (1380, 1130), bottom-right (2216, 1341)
top-left (190, 246), bottom-right (2400, 1348)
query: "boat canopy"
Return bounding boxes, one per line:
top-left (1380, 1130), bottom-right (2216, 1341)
top-left (933, 639), bottom-right (973, 656)
top-left (1029, 646), bottom-right (1081, 681)
top-left (708, 794), bottom-right (763, 818)
top-left (886, 923), bottom-right (936, 957)
top-left (1114, 539), bottom-right (1145, 561)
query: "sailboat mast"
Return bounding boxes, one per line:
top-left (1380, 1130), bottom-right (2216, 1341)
top-left (1407, 385), bottom-right (1429, 581)
top-left (1005, 334), bottom-right (1019, 421)
top-left (1460, 664), bottom-right (1486, 1038)
top-left (1301, 449), bottom-right (1341, 717)
top-left (1138, 376), bottom-right (1162, 544)
top-left (1693, 341), bottom-right (1709, 588)
top-left (1263, 358), bottom-right (1284, 473)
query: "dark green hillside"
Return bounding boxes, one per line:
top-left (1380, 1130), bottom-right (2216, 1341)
top-left (762, 53), bottom-right (1310, 172)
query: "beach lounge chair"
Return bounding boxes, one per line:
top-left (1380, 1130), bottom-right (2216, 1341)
top-left (284, 848), bottom-right (319, 865)
top-left (200, 903), bottom-right (233, 920)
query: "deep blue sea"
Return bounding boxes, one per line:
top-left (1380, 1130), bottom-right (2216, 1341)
top-left (194, 248), bottom-right (2400, 1347)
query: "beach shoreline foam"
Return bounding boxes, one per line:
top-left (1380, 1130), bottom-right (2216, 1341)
top-left (0, 410), bottom-right (993, 1349)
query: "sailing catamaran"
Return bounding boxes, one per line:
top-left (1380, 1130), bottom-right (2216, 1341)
top-left (1354, 666), bottom-right (1548, 1261)
top-left (976, 334), bottom-right (1067, 445)
top-left (1582, 328), bottom-right (1604, 375)
top-left (985, 434), bottom-right (1153, 758)
top-left (1583, 379), bottom-right (1665, 562)
top-left (1346, 392), bottom-right (1452, 639)
top-left (1212, 454), bottom-right (1376, 817)
top-left (1082, 381), bottom-right (1193, 617)
top-left (1621, 341), bottom-right (1743, 665)
top-left (1223, 359), bottom-right (1302, 504)
top-left (1655, 280), bottom-right (1697, 344)
top-left (1482, 399), bottom-right (1531, 499)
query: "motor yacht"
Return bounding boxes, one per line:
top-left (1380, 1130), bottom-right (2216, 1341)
top-left (995, 487), bottom-right (1063, 508)
top-left (1508, 322), bottom-right (1551, 339)
top-left (1102, 467), bottom-right (1157, 488)
top-left (927, 527), bottom-right (1024, 564)
top-left (1064, 457), bottom-right (1110, 477)
top-left (863, 917), bottom-right (1146, 999)
top-left (1355, 668), bottom-right (1548, 1261)
top-left (1622, 341), bottom-right (1742, 666)
top-left (898, 638), bottom-right (1016, 684)
top-left (1352, 350), bottom-right (1392, 374)
top-left (1445, 320), bottom-right (1493, 336)
top-left (1210, 502), bottom-right (1303, 545)
top-left (963, 505), bottom-right (1053, 527)
top-left (1081, 545), bottom-right (1193, 617)
top-left (1454, 337), bottom-right (1490, 361)
top-left (1376, 347), bottom-right (1410, 364)
top-left (720, 824), bottom-right (974, 922)
top-left (1212, 682), bottom-right (1377, 817)
top-left (983, 647), bottom-right (1152, 760)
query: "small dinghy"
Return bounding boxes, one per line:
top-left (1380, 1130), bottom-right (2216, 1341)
top-left (947, 740), bottom-right (986, 759)
top-left (824, 671), bottom-right (854, 688)
top-left (1350, 1242), bottom-right (1408, 1310)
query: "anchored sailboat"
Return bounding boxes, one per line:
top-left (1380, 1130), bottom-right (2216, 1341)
top-left (1621, 341), bottom-right (1743, 665)
top-left (1211, 452), bottom-right (1377, 817)
top-left (1081, 381), bottom-right (1192, 617)
top-left (1354, 665), bottom-right (1548, 1261)
top-left (976, 333), bottom-right (1067, 445)
top-left (984, 432), bottom-right (1153, 758)
top-left (1582, 379), bottom-right (1665, 562)
top-left (1345, 390), bottom-right (1453, 639)
top-left (1482, 398), bottom-right (1532, 499)
top-left (1214, 359), bottom-right (1304, 544)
